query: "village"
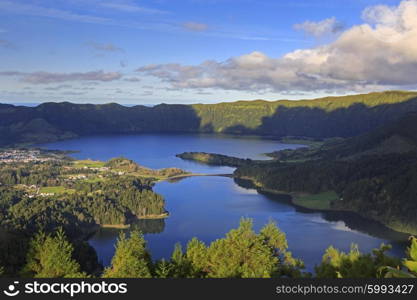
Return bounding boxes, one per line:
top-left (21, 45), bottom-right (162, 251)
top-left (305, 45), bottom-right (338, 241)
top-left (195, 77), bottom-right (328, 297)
top-left (0, 149), bottom-right (64, 163)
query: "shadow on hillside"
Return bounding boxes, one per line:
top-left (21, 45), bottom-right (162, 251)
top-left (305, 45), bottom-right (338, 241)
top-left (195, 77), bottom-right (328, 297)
top-left (2, 96), bottom-right (417, 147)
top-left (234, 178), bottom-right (409, 242)
top-left (37, 103), bottom-right (204, 135)
top-left (222, 97), bottom-right (417, 138)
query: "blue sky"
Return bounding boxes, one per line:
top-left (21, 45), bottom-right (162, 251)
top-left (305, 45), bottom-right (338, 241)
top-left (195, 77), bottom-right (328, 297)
top-left (1, 0), bottom-right (415, 104)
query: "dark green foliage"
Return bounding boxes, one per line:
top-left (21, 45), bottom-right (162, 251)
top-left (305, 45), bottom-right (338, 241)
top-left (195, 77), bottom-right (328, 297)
top-left (234, 112), bottom-right (417, 234)
top-left (2, 91), bottom-right (417, 147)
top-left (2, 222), bottom-right (416, 279)
top-left (269, 112), bottom-right (417, 161)
top-left (105, 157), bottom-right (187, 178)
top-left (154, 218), bottom-right (304, 278)
top-left (72, 241), bottom-right (103, 276)
top-left (380, 237), bottom-right (417, 278)
top-left (0, 231), bottom-right (28, 276)
top-left (236, 153), bottom-right (417, 234)
top-left (177, 152), bottom-right (251, 167)
top-left (315, 244), bottom-right (400, 278)
top-left (21, 228), bottom-right (87, 278)
top-left (0, 161), bottom-right (166, 237)
top-left (102, 230), bottom-right (152, 278)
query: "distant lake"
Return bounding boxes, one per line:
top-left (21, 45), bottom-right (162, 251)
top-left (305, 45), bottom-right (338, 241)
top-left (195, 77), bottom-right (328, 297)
top-left (39, 134), bottom-right (408, 272)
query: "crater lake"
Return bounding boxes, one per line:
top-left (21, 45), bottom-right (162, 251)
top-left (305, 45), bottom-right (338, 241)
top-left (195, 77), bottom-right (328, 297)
top-left (39, 133), bottom-right (408, 271)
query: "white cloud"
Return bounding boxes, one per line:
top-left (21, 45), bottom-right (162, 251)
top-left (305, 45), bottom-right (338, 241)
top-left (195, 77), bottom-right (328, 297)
top-left (137, 0), bottom-right (417, 93)
top-left (294, 17), bottom-right (344, 37)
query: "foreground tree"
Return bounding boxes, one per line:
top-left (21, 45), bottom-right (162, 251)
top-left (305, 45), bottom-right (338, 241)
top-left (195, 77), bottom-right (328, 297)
top-left (102, 230), bottom-right (152, 278)
top-left (380, 236), bottom-right (417, 278)
top-left (21, 228), bottom-right (86, 278)
top-left (315, 243), bottom-right (400, 278)
top-left (154, 218), bottom-right (304, 278)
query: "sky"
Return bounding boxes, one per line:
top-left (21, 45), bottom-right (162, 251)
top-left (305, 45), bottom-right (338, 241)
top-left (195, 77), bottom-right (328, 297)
top-left (0, 0), bottom-right (416, 104)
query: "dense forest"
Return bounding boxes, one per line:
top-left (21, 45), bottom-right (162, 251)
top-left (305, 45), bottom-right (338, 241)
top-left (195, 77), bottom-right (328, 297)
top-left (0, 156), bottom-right (174, 239)
top-left (0, 155), bottom-right (184, 276)
top-left (1, 91), bottom-right (417, 278)
top-left (1, 219), bottom-right (416, 278)
top-left (172, 112), bottom-right (417, 234)
top-left (232, 113), bottom-right (417, 234)
top-left (176, 152), bottom-right (251, 167)
top-left (2, 91), bottom-right (417, 147)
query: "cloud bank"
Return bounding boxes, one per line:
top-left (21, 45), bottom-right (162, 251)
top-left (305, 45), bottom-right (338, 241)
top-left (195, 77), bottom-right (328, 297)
top-left (137, 0), bottom-right (417, 93)
top-left (294, 17), bottom-right (344, 37)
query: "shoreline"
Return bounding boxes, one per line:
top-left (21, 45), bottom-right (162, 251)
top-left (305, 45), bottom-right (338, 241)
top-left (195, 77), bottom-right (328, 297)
top-left (236, 176), bottom-right (416, 236)
top-left (94, 213), bottom-right (170, 230)
top-left (4, 133), bottom-right (314, 151)
top-left (100, 224), bottom-right (131, 229)
top-left (138, 212), bottom-right (170, 219)
top-left (160, 173), bottom-right (234, 182)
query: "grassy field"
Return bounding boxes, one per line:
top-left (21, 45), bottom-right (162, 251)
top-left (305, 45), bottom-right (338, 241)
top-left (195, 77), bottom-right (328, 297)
top-left (292, 191), bottom-right (338, 210)
top-left (83, 176), bottom-right (105, 183)
top-left (73, 160), bottom-right (106, 168)
top-left (39, 186), bottom-right (75, 194)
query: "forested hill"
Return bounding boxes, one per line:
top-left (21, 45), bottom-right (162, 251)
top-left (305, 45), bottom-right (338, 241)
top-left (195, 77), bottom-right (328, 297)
top-left (1, 90), bottom-right (417, 146)
top-left (234, 112), bottom-right (417, 234)
top-left (325, 111), bottom-right (417, 158)
top-left (269, 111), bottom-right (417, 161)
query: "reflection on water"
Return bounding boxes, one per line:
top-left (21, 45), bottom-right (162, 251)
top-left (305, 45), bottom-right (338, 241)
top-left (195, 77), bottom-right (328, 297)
top-left (134, 218), bottom-right (166, 234)
top-left (39, 133), bottom-right (304, 174)
top-left (39, 134), bottom-right (409, 271)
top-left (235, 177), bottom-right (409, 242)
top-left (88, 218), bottom-right (165, 266)
top-left (89, 176), bottom-right (408, 271)
top-left (319, 211), bottom-right (409, 242)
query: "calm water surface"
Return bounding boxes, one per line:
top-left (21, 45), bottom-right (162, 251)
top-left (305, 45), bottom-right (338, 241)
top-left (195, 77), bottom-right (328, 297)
top-left (40, 134), bottom-right (408, 271)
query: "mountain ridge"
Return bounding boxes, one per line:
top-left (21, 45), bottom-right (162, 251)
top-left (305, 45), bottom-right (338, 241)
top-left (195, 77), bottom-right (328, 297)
top-left (2, 90), bottom-right (417, 147)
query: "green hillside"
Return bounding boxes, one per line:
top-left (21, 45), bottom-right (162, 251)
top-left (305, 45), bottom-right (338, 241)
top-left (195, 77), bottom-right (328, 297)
top-left (1, 90), bottom-right (417, 147)
top-left (192, 90), bottom-right (417, 133)
top-left (234, 112), bottom-right (417, 234)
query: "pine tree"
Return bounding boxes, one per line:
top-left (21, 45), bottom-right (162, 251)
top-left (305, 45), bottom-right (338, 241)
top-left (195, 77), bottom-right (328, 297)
top-left (185, 238), bottom-right (208, 276)
top-left (381, 236), bottom-right (417, 278)
top-left (154, 259), bottom-right (172, 278)
top-left (21, 228), bottom-right (86, 278)
top-left (183, 218), bottom-right (304, 278)
top-left (315, 243), bottom-right (400, 278)
top-left (102, 230), bottom-right (152, 278)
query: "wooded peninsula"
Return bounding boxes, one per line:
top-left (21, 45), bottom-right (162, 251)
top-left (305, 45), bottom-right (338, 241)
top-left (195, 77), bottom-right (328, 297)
top-left (1, 90), bottom-right (417, 278)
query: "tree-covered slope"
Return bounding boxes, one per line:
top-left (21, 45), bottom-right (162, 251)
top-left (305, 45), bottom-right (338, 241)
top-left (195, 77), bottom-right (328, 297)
top-left (192, 90), bottom-right (417, 136)
top-left (1, 90), bottom-right (417, 146)
top-left (269, 111), bottom-right (417, 161)
top-left (234, 113), bottom-right (417, 234)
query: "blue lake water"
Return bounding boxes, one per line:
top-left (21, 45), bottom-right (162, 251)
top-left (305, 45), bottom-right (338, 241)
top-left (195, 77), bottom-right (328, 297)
top-left (39, 134), bottom-right (408, 272)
